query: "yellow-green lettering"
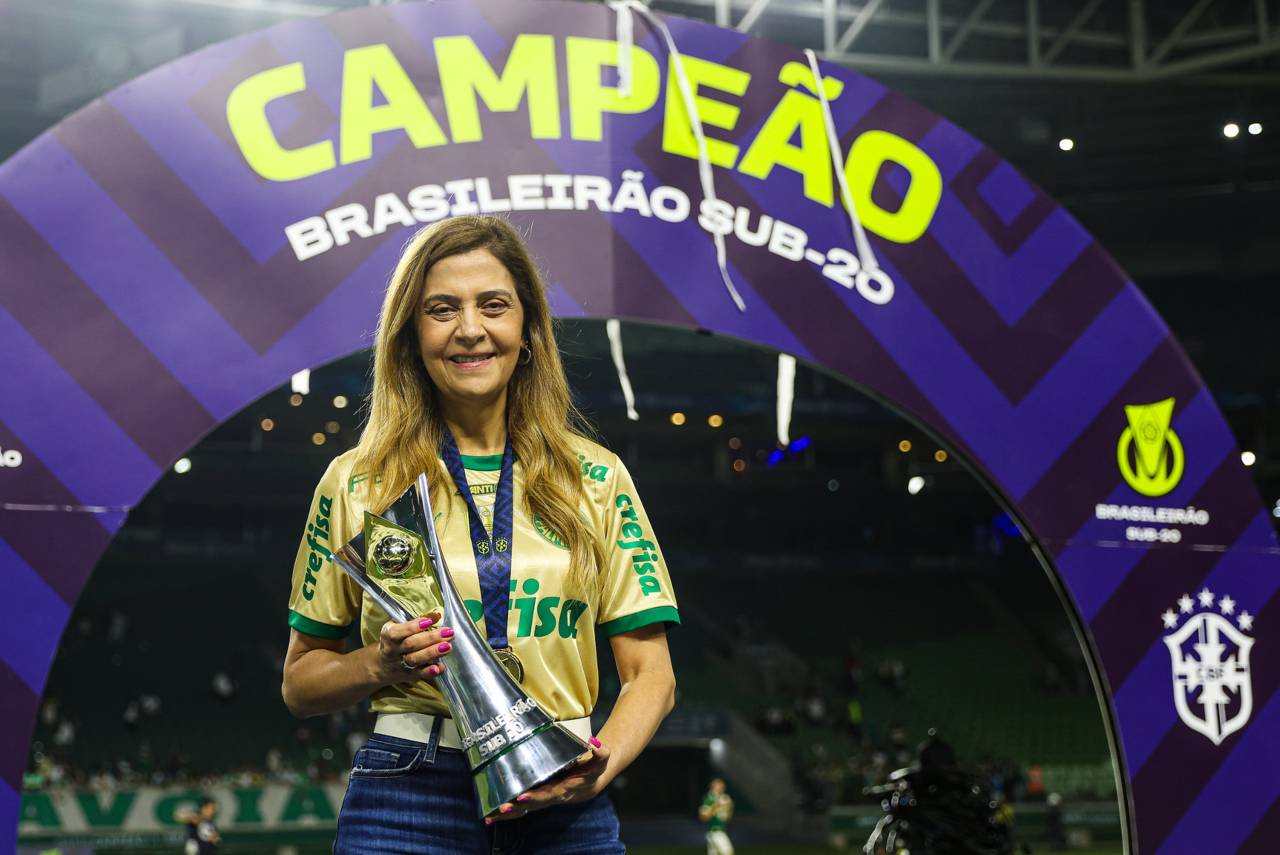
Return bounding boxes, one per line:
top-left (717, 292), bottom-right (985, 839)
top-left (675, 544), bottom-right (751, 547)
top-left (437, 34), bottom-right (561, 143)
top-left (566, 36), bottom-right (659, 141)
top-left (737, 62), bottom-right (843, 206)
top-left (844, 130), bottom-right (942, 243)
top-left (662, 54), bottom-right (750, 167)
top-left (340, 43), bottom-right (447, 165)
top-left (226, 62), bottom-right (335, 182)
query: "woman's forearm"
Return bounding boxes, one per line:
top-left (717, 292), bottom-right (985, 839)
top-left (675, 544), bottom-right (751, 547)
top-left (595, 665), bottom-right (676, 785)
top-left (283, 643), bottom-right (387, 718)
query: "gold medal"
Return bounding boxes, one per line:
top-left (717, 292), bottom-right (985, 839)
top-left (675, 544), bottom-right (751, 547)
top-left (493, 647), bottom-right (524, 683)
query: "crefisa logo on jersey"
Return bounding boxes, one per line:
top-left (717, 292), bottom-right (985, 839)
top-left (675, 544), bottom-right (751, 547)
top-left (1161, 588), bottom-right (1255, 745)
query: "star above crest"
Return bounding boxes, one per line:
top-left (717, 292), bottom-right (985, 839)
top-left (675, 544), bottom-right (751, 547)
top-left (1163, 591), bottom-right (1255, 633)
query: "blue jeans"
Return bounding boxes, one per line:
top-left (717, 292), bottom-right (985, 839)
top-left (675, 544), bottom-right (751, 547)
top-left (334, 727), bottom-right (625, 854)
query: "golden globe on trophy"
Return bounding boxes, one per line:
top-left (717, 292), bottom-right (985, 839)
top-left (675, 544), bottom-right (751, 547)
top-left (328, 473), bottom-right (588, 816)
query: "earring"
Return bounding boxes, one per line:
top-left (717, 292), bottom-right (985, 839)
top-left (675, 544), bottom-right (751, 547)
top-left (518, 344), bottom-right (533, 366)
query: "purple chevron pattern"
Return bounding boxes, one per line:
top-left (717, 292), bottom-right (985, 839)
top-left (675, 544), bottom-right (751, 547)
top-left (2, 0), bottom-right (1277, 849)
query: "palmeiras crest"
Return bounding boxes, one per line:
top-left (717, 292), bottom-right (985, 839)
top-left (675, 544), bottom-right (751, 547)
top-left (1161, 589), bottom-right (1255, 745)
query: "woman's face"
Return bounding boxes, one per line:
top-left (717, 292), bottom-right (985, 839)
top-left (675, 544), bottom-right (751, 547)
top-left (416, 248), bottom-right (526, 414)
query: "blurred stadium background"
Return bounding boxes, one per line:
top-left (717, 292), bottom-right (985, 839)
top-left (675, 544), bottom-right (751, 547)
top-left (9, 1), bottom-right (1280, 853)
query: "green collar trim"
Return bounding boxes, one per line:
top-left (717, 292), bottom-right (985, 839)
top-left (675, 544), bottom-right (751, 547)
top-left (459, 453), bottom-right (504, 471)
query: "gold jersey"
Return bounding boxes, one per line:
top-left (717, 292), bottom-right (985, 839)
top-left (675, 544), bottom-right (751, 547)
top-left (287, 435), bottom-right (680, 720)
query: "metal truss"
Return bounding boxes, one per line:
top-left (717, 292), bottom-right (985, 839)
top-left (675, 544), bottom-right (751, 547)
top-left (653, 0), bottom-right (1280, 84)
top-left (52, 0), bottom-right (1280, 85)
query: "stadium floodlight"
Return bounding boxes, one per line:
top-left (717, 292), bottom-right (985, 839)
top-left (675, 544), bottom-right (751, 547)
top-left (1241, 450), bottom-right (1256, 467)
top-left (1248, 122), bottom-right (1263, 136)
top-left (173, 457), bottom-right (192, 474)
top-left (1223, 123), bottom-right (1240, 138)
top-left (291, 368), bottom-right (310, 395)
top-left (1058, 138), bottom-right (1074, 151)
top-left (907, 475), bottom-right (925, 495)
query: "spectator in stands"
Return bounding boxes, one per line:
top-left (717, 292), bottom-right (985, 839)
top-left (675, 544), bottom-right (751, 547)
top-left (889, 723), bottom-right (912, 767)
top-left (845, 698), bottom-right (863, 740)
top-left (841, 641), bottom-right (863, 696)
top-left (758, 704), bottom-right (795, 735)
top-left (281, 217), bottom-right (678, 852)
top-left (40, 698), bottom-right (58, 728)
top-left (1045, 792), bottom-right (1066, 851)
top-left (53, 717), bottom-right (76, 748)
top-left (1026, 764), bottom-right (1046, 800)
top-left (800, 678), bottom-right (829, 726)
top-left (698, 778), bottom-right (735, 855)
top-left (108, 608), bottom-right (128, 644)
top-left (877, 656), bottom-right (906, 695)
top-left (211, 671), bottom-right (237, 702)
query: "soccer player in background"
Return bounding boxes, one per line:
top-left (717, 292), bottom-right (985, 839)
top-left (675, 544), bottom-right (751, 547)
top-left (176, 797), bottom-right (220, 854)
top-left (699, 777), bottom-right (735, 855)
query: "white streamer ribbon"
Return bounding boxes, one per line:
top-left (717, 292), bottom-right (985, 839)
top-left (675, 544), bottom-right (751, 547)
top-left (606, 319), bottom-right (640, 421)
top-left (803, 48), bottom-right (895, 304)
top-left (776, 352), bottom-right (796, 447)
top-left (610, 0), bottom-right (746, 312)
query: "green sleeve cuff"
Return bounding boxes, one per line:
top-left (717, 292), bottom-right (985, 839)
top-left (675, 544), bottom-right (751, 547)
top-left (599, 605), bottom-right (681, 637)
top-left (288, 609), bottom-right (353, 640)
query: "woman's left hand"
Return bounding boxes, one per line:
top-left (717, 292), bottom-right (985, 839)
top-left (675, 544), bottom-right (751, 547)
top-left (486, 738), bottom-right (610, 823)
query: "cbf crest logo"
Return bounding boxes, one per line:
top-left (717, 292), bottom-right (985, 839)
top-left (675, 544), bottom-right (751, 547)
top-left (1117, 398), bottom-right (1184, 497)
top-left (1161, 588), bottom-right (1255, 745)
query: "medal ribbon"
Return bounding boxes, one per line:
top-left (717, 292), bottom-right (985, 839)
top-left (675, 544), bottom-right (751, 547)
top-left (440, 431), bottom-right (515, 650)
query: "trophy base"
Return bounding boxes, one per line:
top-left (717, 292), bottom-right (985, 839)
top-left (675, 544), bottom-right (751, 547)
top-left (472, 721), bottom-right (590, 816)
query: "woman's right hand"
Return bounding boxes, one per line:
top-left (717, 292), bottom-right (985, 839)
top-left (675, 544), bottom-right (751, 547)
top-left (372, 612), bottom-right (456, 686)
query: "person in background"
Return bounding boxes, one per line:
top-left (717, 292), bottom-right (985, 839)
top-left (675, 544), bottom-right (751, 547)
top-left (176, 797), bottom-right (220, 854)
top-left (699, 777), bottom-right (735, 855)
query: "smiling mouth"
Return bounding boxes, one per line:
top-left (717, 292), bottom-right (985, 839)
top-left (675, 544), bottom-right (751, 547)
top-left (449, 353), bottom-right (497, 366)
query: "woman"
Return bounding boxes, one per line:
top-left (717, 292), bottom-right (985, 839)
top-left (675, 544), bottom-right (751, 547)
top-left (281, 216), bottom-right (679, 853)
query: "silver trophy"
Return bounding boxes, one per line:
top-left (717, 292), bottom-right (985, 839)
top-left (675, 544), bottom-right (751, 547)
top-left (330, 473), bottom-right (589, 816)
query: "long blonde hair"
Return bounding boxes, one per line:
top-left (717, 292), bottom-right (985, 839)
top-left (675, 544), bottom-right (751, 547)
top-left (355, 216), bottom-right (604, 595)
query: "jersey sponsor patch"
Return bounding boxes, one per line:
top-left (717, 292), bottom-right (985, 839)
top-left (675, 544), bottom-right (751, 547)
top-left (301, 493), bottom-right (334, 601)
top-left (614, 492), bottom-right (664, 598)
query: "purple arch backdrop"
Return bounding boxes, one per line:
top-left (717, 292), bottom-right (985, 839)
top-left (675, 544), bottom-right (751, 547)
top-left (1, 0), bottom-right (1277, 850)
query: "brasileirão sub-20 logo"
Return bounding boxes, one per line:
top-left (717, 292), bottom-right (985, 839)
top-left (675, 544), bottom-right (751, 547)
top-left (1161, 588), bottom-right (1254, 745)
top-left (1117, 398), bottom-right (1184, 497)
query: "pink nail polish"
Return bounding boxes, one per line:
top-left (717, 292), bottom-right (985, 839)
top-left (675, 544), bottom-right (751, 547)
top-left (589, 737), bottom-right (601, 748)
top-left (427, 665), bottom-right (439, 676)
top-left (439, 642), bottom-right (452, 653)
top-left (516, 794), bottom-right (531, 803)
top-left (419, 618), bottom-right (434, 630)
top-left (484, 817), bottom-right (494, 826)
top-left (441, 628), bottom-right (455, 639)
top-left (500, 804), bottom-right (512, 814)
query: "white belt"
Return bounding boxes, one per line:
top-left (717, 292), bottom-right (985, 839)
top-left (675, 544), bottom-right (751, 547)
top-left (374, 711), bottom-right (593, 750)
